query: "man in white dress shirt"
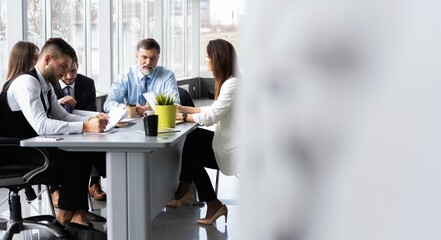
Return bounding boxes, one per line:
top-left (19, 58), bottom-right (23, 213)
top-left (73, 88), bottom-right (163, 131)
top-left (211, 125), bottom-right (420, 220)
top-left (0, 38), bottom-right (107, 235)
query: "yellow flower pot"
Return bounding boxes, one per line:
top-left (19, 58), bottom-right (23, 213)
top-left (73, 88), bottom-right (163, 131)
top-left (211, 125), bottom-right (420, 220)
top-left (155, 105), bottom-right (177, 129)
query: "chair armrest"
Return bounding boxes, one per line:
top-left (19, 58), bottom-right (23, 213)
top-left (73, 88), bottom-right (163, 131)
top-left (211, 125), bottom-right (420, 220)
top-left (21, 147), bottom-right (50, 182)
top-left (0, 137), bottom-right (50, 184)
top-left (0, 137), bottom-right (22, 145)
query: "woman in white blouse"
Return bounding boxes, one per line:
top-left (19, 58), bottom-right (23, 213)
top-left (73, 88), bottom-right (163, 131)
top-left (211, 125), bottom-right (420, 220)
top-left (166, 39), bottom-right (238, 225)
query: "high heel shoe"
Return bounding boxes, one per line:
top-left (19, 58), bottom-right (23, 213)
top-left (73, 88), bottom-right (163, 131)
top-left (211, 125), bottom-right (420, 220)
top-left (165, 190), bottom-right (194, 209)
top-left (196, 204), bottom-right (228, 225)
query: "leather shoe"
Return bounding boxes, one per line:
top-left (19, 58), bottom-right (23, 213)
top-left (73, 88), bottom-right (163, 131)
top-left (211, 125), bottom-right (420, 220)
top-left (85, 211), bottom-right (107, 222)
top-left (51, 190), bottom-right (60, 208)
top-left (89, 183), bottom-right (106, 201)
top-left (49, 219), bottom-right (65, 230)
top-left (65, 222), bottom-right (107, 240)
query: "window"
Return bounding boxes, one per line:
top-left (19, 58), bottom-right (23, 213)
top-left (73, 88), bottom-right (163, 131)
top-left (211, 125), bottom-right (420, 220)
top-left (27, 0), bottom-right (44, 47)
top-left (0, 0), bottom-right (6, 83)
top-left (51, 0), bottom-right (86, 70)
top-left (27, 0), bottom-right (97, 82)
top-left (90, 0), bottom-right (99, 80)
top-left (1, 0), bottom-right (244, 93)
top-left (164, 0), bottom-right (192, 78)
top-left (113, 0), bottom-right (144, 79)
top-left (200, 0), bottom-right (243, 76)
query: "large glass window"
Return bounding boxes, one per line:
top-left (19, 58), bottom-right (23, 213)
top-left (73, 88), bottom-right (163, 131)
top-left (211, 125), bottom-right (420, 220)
top-left (165, 0), bottom-right (192, 78)
top-left (116, 0), bottom-right (142, 76)
top-left (1, 0), bottom-right (244, 92)
top-left (51, 0), bottom-right (85, 70)
top-left (28, 0), bottom-right (87, 72)
top-left (0, 0), bottom-right (6, 83)
top-left (121, 0), bottom-right (142, 70)
top-left (90, 0), bottom-right (99, 81)
top-left (112, 0), bottom-right (155, 81)
top-left (146, 0), bottom-right (154, 38)
top-left (27, 0), bottom-right (44, 47)
top-left (200, 0), bottom-right (243, 76)
top-left (27, 0), bottom-right (97, 85)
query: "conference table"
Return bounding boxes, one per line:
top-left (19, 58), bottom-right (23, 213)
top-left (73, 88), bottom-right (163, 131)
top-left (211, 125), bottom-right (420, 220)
top-left (20, 119), bottom-right (198, 240)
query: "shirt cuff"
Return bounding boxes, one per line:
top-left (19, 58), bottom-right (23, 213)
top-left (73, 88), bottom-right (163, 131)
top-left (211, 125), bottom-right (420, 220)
top-left (72, 122), bottom-right (85, 134)
top-left (192, 113), bottom-right (202, 125)
top-left (199, 106), bottom-right (210, 113)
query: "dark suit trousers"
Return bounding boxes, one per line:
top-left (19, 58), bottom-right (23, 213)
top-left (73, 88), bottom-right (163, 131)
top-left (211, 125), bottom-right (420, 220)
top-left (92, 158), bottom-right (106, 178)
top-left (179, 128), bottom-right (219, 202)
top-left (46, 148), bottom-right (105, 211)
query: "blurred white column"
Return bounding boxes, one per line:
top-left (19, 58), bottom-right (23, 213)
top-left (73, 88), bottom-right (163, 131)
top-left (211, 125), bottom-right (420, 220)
top-left (238, 1), bottom-right (441, 240)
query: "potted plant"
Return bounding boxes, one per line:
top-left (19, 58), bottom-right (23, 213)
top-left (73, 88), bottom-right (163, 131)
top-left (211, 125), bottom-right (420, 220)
top-left (154, 93), bottom-right (177, 128)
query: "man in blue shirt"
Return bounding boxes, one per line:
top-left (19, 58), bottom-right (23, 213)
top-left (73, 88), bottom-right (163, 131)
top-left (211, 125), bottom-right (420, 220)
top-left (104, 38), bottom-right (180, 115)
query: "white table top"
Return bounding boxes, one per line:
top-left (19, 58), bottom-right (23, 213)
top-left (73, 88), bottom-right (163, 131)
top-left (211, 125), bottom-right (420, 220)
top-left (20, 119), bottom-right (198, 151)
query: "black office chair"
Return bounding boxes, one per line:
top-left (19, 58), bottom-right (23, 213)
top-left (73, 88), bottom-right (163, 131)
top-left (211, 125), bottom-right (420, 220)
top-left (178, 87), bottom-right (195, 107)
top-left (0, 137), bottom-right (68, 240)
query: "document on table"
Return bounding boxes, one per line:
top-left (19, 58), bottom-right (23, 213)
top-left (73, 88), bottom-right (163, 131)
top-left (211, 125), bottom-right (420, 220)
top-left (104, 108), bottom-right (127, 132)
top-left (73, 109), bottom-right (127, 133)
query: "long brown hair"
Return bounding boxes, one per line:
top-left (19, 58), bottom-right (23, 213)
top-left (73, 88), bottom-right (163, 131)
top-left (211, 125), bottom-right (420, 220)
top-left (7, 41), bottom-right (39, 81)
top-left (206, 39), bottom-right (237, 100)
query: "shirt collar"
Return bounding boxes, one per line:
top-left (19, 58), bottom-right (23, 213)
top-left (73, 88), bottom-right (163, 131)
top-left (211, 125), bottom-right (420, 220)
top-left (58, 79), bottom-right (76, 90)
top-left (35, 68), bottom-right (51, 93)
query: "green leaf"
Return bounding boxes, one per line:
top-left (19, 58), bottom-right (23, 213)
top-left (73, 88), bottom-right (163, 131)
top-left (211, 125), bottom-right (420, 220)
top-left (155, 93), bottom-right (175, 105)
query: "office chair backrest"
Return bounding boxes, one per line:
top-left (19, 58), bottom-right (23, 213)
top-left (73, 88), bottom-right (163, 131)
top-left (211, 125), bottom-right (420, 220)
top-left (0, 138), bottom-right (49, 187)
top-left (178, 87), bottom-right (195, 107)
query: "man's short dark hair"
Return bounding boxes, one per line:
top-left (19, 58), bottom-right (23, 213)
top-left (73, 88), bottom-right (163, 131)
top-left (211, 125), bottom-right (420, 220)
top-left (41, 38), bottom-right (77, 61)
top-left (137, 38), bottom-right (161, 54)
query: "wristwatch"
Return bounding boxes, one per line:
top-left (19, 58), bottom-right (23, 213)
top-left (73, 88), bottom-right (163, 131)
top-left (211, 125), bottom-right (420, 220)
top-left (182, 113), bottom-right (188, 122)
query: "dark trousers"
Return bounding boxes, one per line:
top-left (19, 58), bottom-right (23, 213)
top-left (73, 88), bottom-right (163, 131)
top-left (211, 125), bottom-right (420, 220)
top-left (50, 156), bottom-right (106, 193)
top-left (92, 158), bottom-right (106, 178)
top-left (179, 128), bottom-right (219, 202)
top-left (46, 148), bottom-right (105, 211)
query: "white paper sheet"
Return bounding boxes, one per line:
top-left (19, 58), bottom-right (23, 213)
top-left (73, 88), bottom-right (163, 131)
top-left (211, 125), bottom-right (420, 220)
top-left (143, 91), bottom-right (157, 111)
top-left (72, 109), bottom-right (99, 117)
top-left (104, 108), bottom-right (127, 132)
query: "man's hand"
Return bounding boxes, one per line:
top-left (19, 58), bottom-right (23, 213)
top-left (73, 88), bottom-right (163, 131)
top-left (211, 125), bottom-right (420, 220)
top-left (135, 103), bottom-right (152, 116)
top-left (58, 96), bottom-right (77, 108)
top-left (94, 113), bottom-right (110, 120)
top-left (82, 113), bottom-right (109, 133)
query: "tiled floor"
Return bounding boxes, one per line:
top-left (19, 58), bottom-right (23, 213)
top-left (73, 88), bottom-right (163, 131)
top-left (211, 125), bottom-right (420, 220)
top-left (0, 169), bottom-right (239, 239)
